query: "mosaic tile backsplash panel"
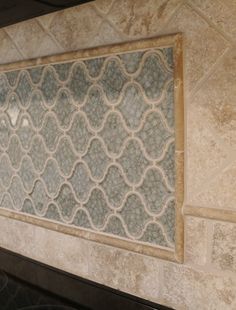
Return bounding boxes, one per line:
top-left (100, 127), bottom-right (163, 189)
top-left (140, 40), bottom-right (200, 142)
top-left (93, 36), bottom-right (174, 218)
top-left (0, 45), bottom-right (176, 251)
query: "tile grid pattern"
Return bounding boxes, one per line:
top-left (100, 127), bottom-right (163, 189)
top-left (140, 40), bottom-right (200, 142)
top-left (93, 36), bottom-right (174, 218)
top-left (0, 47), bottom-right (176, 249)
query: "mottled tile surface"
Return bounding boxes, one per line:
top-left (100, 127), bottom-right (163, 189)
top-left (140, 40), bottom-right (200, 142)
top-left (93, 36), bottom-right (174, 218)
top-left (0, 46), bottom-right (177, 250)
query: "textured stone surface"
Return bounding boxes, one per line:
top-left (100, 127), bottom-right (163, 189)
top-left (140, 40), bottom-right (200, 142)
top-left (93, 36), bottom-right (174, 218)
top-left (212, 222), bottom-right (236, 272)
top-left (185, 217), bottom-right (208, 266)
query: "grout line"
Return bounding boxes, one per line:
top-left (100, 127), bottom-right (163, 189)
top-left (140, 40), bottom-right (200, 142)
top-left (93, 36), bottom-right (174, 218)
top-left (3, 29), bottom-right (26, 60)
top-left (187, 0), bottom-right (235, 47)
top-left (36, 18), bottom-right (65, 53)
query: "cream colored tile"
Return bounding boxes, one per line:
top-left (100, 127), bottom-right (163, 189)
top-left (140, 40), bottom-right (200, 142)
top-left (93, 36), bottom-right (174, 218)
top-left (91, 21), bottom-right (123, 46)
top-left (185, 217), bottom-right (208, 266)
top-left (162, 263), bottom-right (236, 310)
top-left (88, 243), bottom-right (161, 301)
top-left (0, 30), bottom-right (23, 64)
top-left (189, 49), bottom-right (236, 149)
top-left (94, 0), bottom-right (114, 13)
top-left (5, 19), bottom-right (60, 58)
top-left (48, 5), bottom-right (103, 50)
top-left (190, 0), bottom-right (236, 41)
top-left (159, 4), bottom-right (228, 94)
top-left (107, 0), bottom-right (182, 37)
top-left (212, 222), bottom-right (236, 272)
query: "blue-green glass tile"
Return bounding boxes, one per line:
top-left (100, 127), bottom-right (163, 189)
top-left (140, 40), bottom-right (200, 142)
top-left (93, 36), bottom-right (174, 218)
top-left (27, 67), bottom-right (44, 84)
top-left (82, 87), bottom-right (109, 129)
top-left (159, 199), bottom-right (175, 245)
top-left (5, 71), bottom-right (19, 87)
top-left (159, 80), bottom-right (174, 129)
top-left (137, 168), bottom-right (172, 213)
top-left (40, 67), bottom-right (60, 105)
top-left (30, 180), bottom-right (50, 213)
top-left (16, 116), bottom-right (35, 150)
top-left (67, 63), bottom-right (92, 104)
top-left (99, 59), bottom-right (128, 102)
top-left (18, 157), bottom-right (37, 192)
top-left (8, 176), bottom-right (26, 208)
top-left (41, 159), bottom-right (63, 196)
top-left (137, 112), bottom-right (172, 159)
top-left (158, 142), bottom-right (175, 188)
top-left (27, 91), bottom-right (46, 128)
top-left (119, 51), bottom-right (144, 74)
top-left (159, 47), bottom-right (174, 70)
top-left (29, 136), bottom-right (49, 172)
top-left (21, 199), bottom-right (36, 215)
top-left (139, 223), bottom-right (168, 247)
top-left (44, 203), bottom-right (61, 222)
top-left (53, 62), bottom-right (74, 81)
top-left (83, 57), bottom-right (105, 78)
top-left (6, 93), bottom-right (21, 127)
top-left (0, 155), bottom-right (14, 187)
top-left (119, 194), bottom-right (151, 236)
top-left (55, 184), bottom-right (78, 221)
top-left (16, 72), bottom-right (33, 107)
top-left (40, 114), bottom-right (62, 151)
top-left (103, 216), bottom-right (127, 238)
top-left (72, 209), bottom-right (91, 229)
top-left (0, 116), bottom-right (12, 148)
top-left (7, 136), bottom-right (24, 169)
top-left (135, 54), bottom-right (171, 100)
top-left (85, 188), bottom-right (111, 228)
top-left (0, 74), bottom-right (10, 108)
top-left (117, 84), bottom-right (148, 129)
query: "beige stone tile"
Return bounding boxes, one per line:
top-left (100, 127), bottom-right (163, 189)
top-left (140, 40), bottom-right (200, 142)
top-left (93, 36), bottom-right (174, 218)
top-left (107, 0), bottom-right (182, 38)
top-left (212, 222), bottom-right (236, 273)
top-left (190, 0), bottom-right (236, 41)
top-left (5, 19), bottom-right (60, 59)
top-left (189, 49), bottom-right (236, 149)
top-left (185, 217), bottom-right (208, 266)
top-left (0, 30), bottom-right (23, 64)
top-left (91, 21), bottom-right (123, 46)
top-left (88, 243), bottom-right (161, 301)
top-left (159, 4), bottom-right (228, 94)
top-left (94, 0), bottom-right (114, 13)
top-left (192, 161), bottom-right (236, 210)
top-left (48, 5), bottom-right (103, 50)
top-left (162, 263), bottom-right (236, 310)
top-left (37, 12), bottom-right (56, 29)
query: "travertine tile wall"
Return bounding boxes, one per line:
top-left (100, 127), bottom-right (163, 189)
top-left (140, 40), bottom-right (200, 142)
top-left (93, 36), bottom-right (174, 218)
top-left (0, 1), bottom-right (235, 309)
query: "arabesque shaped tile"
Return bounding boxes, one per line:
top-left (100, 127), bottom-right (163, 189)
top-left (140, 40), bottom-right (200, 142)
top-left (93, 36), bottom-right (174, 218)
top-left (18, 156), bottom-right (37, 192)
top-left (27, 67), bottom-right (44, 84)
top-left (99, 59), bottom-right (128, 102)
top-left (157, 142), bottom-right (175, 189)
top-left (118, 84), bottom-right (149, 129)
top-left (43, 203), bottom-right (61, 222)
top-left (82, 87), bottom-right (109, 129)
top-left (41, 159), bottom-right (63, 196)
top-left (139, 222), bottom-right (168, 247)
top-left (0, 74), bottom-right (10, 108)
top-left (21, 199), bottom-right (35, 215)
top-left (119, 194), bottom-right (151, 237)
top-left (66, 63), bottom-right (92, 104)
top-left (69, 162), bottom-right (94, 202)
top-left (67, 113), bottom-right (93, 154)
top-left (158, 80), bottom-right (175, 130)
top-left (118, 139), bottom-right (149, 184)
top-left (99, 112), bottom-right (129, 154)
top-left (136, 54), bottom-right (171, 100)
top-left (16, 116), bottom-right (35, 150)
top-left (40, 67), bottom-right (60, 105)
top-left (119, 51), bottom-right (144, 74)
top-left (84, 188), bottom-right (111, 228)
top-left (137, 111), bottom-right (172, 159)
top-left (158, 199), bottom-right (175, 245)
top-left (53, 63), bottom-right (74, 81)
top-left (30, 180), bottom-right (50, 214)
top-left (55, 184), bottom-right (78, 221)
top-left (83, 139), bottom-right (111, 180)
top-left (15, 71), bottom-right (33, 107)
top-left (1, 193), bottom-right (14, 210)
top-left (137, 168), bottom-right (173, 213)
top-left (6, 93), bottom-right (21, 127)
top-left (0, 117), bottom-right (12, 149)
top-left (101, 166), bottom-right (130, 208)
top-left (103, 215), bottom-right (127, 238)
top-left (7, 135), bottom-right (24, 169)
top-left (29, 136), bottom-right (49, 172)
top-left (52, 89), bottom-right (76, 129)
top-left (27, 91), bottom-right (46, 128)
top-left (8, 176), bottom-right (26, 208)
top-left (40, 114), bottom-right (62, 151)
top-left (72, 209), bottom-right (91, 229)
top-left (54, 137), bottom-right (77, 176)
top-left (83, 58), bottom-right (105, 78)
top-left (5, 71), bottom-right (19, 87)
top-left (0, 155), bottom-right (14, 188)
